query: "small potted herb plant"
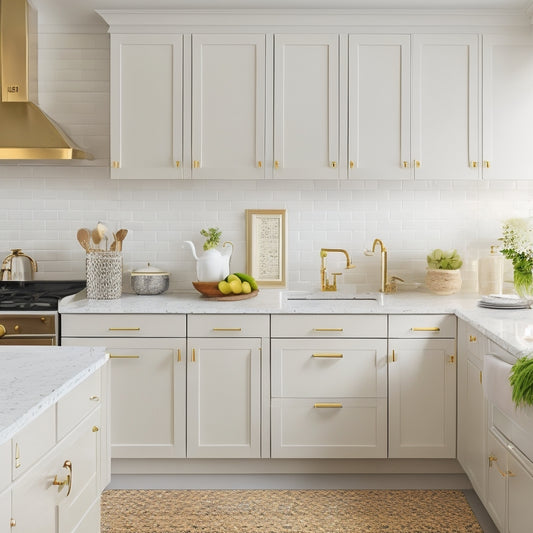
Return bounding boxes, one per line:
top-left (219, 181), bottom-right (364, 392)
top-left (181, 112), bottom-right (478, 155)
top-left (425, 249), bottom-right (463, 295)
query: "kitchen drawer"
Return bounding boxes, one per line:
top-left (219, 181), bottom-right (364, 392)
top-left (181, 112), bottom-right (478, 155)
top-left (187, 314), bottom-right (269, 337)
top-left (57, 369), bottom-right (102, 441)
top-left (61, 314), bottom-right (186, 338)
top-left (0, 440), bottom-right (10, 492)
top-left (12, 406), bottom-right (55, 480)
top-left (388, 314), bottom-right (456, 338)
top-left (271, 314), bottom-right (387, 338)
top-left (271, 397), bottom-right (387, 458)
top-left (271, 339), bottom-right (387, 398)
top-left (0, 314), bottom-right (56, 336)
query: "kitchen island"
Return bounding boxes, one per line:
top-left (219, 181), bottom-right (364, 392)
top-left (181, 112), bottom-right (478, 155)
top-left (0, 346), bottom-right (109, 533)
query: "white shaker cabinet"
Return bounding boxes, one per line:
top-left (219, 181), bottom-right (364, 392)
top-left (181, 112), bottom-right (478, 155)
top-left (61, 315), bottom-right (187, 459)
top-left (388, 315), bottom-right (457, 458)
top-left (0, 489), bottom-right (9, 533)
top-left (457, 320), bottom-right (487, 501)
top-left (273, 34), bottom-right (340, 179)
top-left (348, 34), bottom-right (411, 180)
top-left (110, 34), bottom-right (184, 179)
top-left (191, 34), bottom-right (266, 179)
top-left (482, 34), bottom-right (533, 180)
top-left (411, 34), bottom-right (480, 180)
top-left (186, 315), bottom-right (268, 458)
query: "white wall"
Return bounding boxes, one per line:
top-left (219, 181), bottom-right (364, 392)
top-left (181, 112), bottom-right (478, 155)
top-left (1, 28), bottom-right (532, 293)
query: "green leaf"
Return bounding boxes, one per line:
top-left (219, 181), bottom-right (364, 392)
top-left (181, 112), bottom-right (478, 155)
top-left (510, 356), bottom-right (533, 407)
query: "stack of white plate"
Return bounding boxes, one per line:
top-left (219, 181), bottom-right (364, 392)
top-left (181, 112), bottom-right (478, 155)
top-left (478, 294), bottom-right (532, 309)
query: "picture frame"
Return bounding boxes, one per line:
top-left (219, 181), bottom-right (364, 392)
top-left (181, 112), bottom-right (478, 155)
top-left (245, 209), bottom-right (287, 287)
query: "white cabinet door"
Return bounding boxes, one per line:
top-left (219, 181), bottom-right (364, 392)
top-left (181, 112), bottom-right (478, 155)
top-left (486, 431), bottom-right (508, 533)
top-left (191, 34), bottom-right (266, 179)
top-left (110, 34), bottom-right (183, 179)
top-left (389, 338), bottom-right (457, 458)
top-left (62, 337), bottom-right (186, 459)
top-left (187, 338), bottom-right (261, 458)
top-left (348, 34), bottom-right (411, 180)
top-left (273, 34), bottom-right (339, 179)
top-left (483, 34), bottom-right (533, 180)
top-left (0, 489), bottom-right (10, 533)
top-left (507, 452), bottom-right (533, 533)
top-left (412, 34), bottom-right (480, 180)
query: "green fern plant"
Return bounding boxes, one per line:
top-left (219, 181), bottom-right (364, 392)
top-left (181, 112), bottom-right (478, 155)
top-left (509, 356), bottom-right (533, 407)
top-left (200, 227), bottom-right (222, 251)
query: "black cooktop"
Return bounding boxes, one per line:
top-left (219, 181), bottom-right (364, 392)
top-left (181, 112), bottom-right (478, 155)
top-left (0, 280), bottom-right (86, 311)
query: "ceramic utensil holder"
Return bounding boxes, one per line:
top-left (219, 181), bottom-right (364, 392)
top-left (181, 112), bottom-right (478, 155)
top-left (86, 251), bottom-right (123, 299)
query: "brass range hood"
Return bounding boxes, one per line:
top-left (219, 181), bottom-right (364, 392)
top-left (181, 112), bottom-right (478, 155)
top-left (0, 0), bottom-right (92, 160)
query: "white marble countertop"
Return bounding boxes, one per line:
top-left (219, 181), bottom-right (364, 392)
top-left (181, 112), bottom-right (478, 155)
top-left (0, 346), bottom-right (108, 445)
top-left (58, 288), bottom-right (533, 359)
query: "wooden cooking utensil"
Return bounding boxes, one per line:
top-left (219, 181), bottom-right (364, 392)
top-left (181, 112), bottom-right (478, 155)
top-left (115, 229), bottom-right (128, 251)
top-left (91, 227), bottom-right (102, 249)
top-left (76, 228), bottom-right (91, 251)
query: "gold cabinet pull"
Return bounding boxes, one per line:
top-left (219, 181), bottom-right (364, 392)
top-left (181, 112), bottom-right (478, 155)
top-left (257, 161), bottom-right (262, 168)
top-left (402, 160), bottom-right (409, 168)
top-left (312, 353), bottom-right (343, 358)
top-left (349, 160), bottom-right (355, 168)
top-left (469, 335), bottom-right (477, 342)
top-left (176, 161), bottom-right (181, 168)
top-left (391, 349), bottom-right (396, 362)
top-left (108, 327), bottom-right (140, 331)
top-left (112, 161), bottom-right (120, 168)
top-left (89, 395), bottom-right (99, 401)
top-left (314, 402), bottom-right (343, 408)
top-left (414, 160), bottom-right (421, 168)
top-left (15, 443), bottom-right (21, 469)
top-left (193, 160), bottom-right (200, 168)
top-left (177, 348), bottom-right (182, 362)
top-left (411, 327), bottom-right (440, 332)
top-left (483, 160), bottom-right (490, 168)
top-left (470, 161), bottom-right (478, 168)
top-left (274, 160), bottom-right (280, 169)
top-left (330, 161), bottom-right (337, 168)
top-left (449, 354), bottom-right (456, 364)
top-left (312, 328), bottom-right (344, 332)
top-left (53, 460), bottom-right (73, 496)
top-left (192, 348), bottom-right (196, 362)
top-left (489, 455), bottom-right (507, 477)
top-left (212, 328), bottom-right (242, 332)
top-left (92, 426), bottom-right (99, 432)
top-left (109, 354), bottom-right (140, 359)
top-left (10, 519), bottom-right (16, 527)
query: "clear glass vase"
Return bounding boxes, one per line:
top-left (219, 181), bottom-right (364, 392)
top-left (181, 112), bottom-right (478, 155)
top-left (513, 265), bottom-right (533, 299)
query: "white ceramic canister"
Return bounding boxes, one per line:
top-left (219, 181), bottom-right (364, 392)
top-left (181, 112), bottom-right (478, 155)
top-left (478, 246), bottom-right (504, 295)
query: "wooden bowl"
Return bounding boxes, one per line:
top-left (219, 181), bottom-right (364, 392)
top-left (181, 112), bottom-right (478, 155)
top-left (192, 281), bottom-right (223, 297)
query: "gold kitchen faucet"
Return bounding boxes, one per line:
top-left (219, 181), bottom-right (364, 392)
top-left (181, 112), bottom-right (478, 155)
top-left (320, 248), bottom-right (355, 291)
top-left (364, 238), bottom-right (404, 293)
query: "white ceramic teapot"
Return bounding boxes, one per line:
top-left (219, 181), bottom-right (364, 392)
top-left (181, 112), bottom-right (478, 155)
top-left (184, 240), bottom-right (233, 282)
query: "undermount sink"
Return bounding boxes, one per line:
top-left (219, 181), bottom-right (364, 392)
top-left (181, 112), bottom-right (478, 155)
top-left (285, 291), bottom-right (380, 302)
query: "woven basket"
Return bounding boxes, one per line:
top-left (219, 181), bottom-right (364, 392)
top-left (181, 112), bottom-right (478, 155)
top-left (425, 268), bottom-right (462, 295)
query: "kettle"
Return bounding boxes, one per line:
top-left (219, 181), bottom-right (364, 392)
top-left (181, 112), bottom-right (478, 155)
top-left (1, 249), bottom-right (38, 281)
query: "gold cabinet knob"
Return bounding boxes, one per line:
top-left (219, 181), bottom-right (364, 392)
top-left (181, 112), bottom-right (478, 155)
top-left (330, 161), bottom-right (337, 168)
top-left (414, 160), bottom-right (421, 168)
top-left (92, 426), bottom-right (99, 432)
top-left (470, 161), bottom-right (478, 168)
top-left (257, 161), bottom-right (262, 168)
top-left (402, 161), bottom-right (409, 168)
top-left (10, 519), bottom-right (16, 527)
top-left (274, 160), bottom-right (280, 169)
top-left (176, 161), bottom-right (181, 168)
top-left (483, 160), bottom-right (490, 168)
top-left (0, 324), bottom-right (6, 338)
top-left (193, 160), bottom-right (200, 168)
top-left (111, 161), bottom-right (120, 168)
top-left (349, 160), bottom-right (355, 168)
top-left (469, 335), bottom-right (477, 342)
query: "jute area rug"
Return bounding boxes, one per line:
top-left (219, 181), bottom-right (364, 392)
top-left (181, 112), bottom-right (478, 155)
top-left (101, 489), bottom-right (483, 533)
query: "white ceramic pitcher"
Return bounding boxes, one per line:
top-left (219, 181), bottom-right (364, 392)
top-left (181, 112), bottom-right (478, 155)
top-left (184, 241), bottom-right (233, 282)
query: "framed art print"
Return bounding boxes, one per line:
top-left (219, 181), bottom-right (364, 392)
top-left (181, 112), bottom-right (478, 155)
top-left (245, 209), bottom-right (287, 287)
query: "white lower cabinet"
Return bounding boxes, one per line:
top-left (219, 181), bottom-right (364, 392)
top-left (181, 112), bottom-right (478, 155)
top-left (388, 315), bottom-right (457, 458)
top-left (186, 315), bottom-right (268, 458)
top-left (271, 315), bottom-right (388, 458)
top-left (62, 315), bottom-right (186, 459)
top-left (507, 451), bottom-right (533, 533)
top-left (486, 431), bottom-right (508, 532)
top-left (0, 488), bottom-right (10, 533)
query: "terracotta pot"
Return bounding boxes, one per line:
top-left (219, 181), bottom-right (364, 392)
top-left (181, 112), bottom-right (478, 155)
top-left (425, 268), bottom-right (462, 295)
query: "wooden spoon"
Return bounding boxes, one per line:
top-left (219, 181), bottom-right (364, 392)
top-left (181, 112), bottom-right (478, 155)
top-left (76, 228), bottom-right (91, 252)
top-left (115, 228), bottom-right (128, 251)
top-left (91, 227), bottom-right (102, 249)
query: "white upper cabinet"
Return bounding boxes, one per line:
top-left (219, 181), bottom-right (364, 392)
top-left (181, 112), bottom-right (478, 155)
top-left (411, 34), bottom-right (480, 180)
top-left (191, 34), bottom-right (266, 179)
top-left (482, 34), bottom-right (533, 180)
top-left (348, 35), bottom-right (411, 180)
top-left (110, 34), bottom-right (183, 179)
top-left (273, 34), bottom-right (340, 179)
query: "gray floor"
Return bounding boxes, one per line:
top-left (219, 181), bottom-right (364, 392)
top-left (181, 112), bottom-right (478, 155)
top-left (464, 490), bottom-right (499, 533)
